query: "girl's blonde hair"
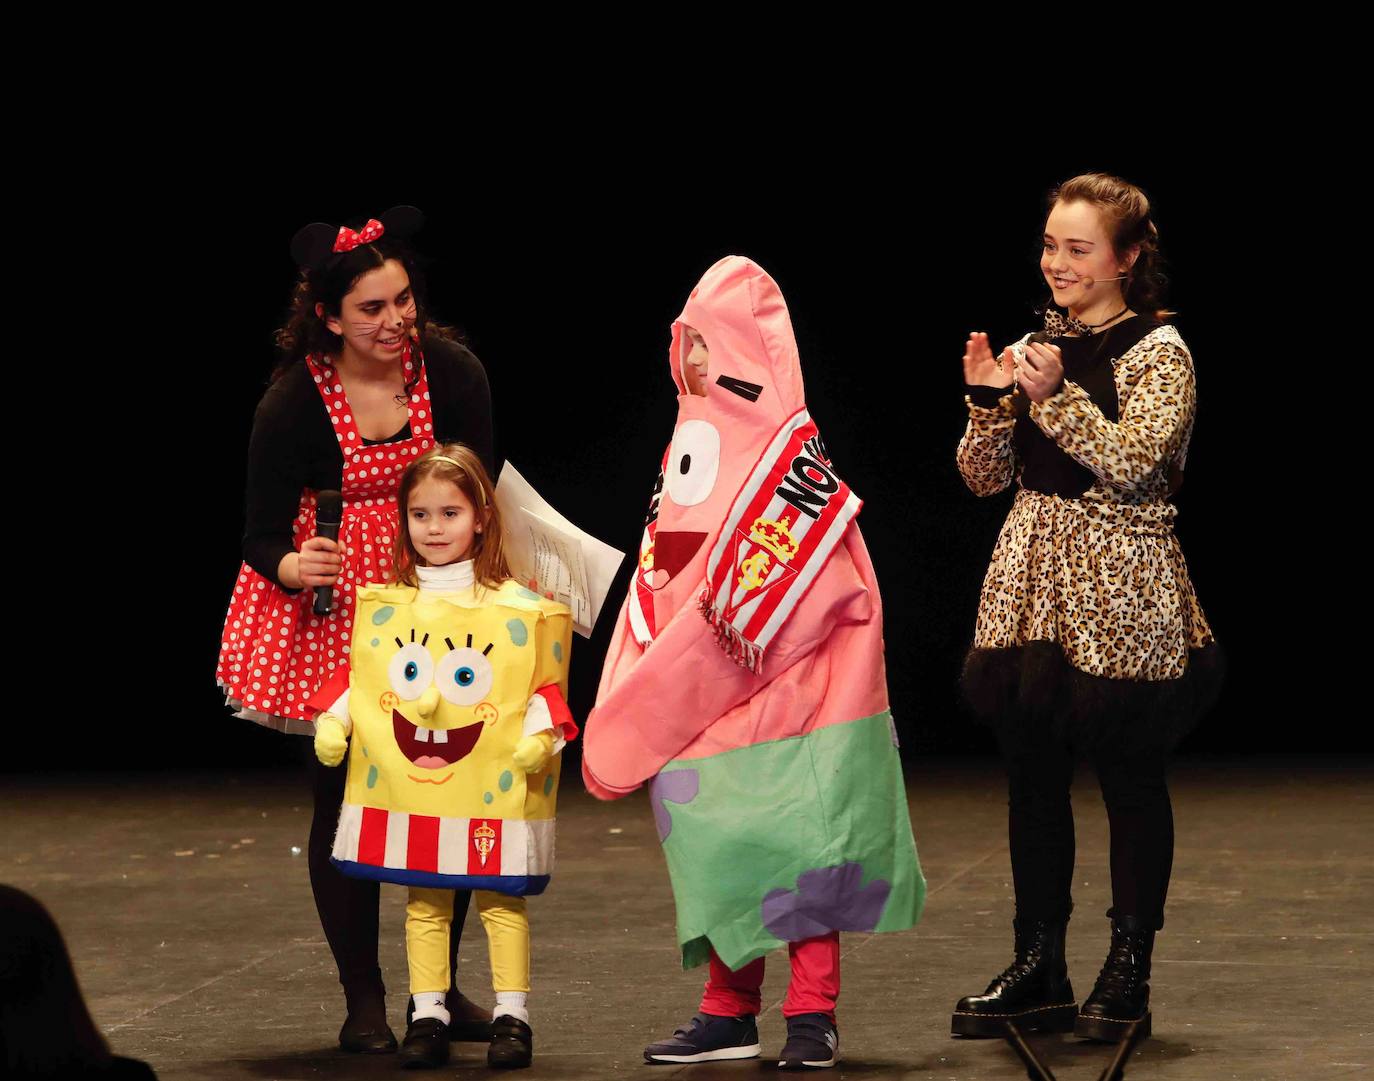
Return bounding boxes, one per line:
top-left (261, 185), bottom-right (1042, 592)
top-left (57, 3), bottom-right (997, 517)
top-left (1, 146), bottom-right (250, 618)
top-left (391, 443), bottom-right (511, 590)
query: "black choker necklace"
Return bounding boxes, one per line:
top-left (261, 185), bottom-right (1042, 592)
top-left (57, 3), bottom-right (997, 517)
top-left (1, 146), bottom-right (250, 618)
top-left (1078, 306), bottom-right (1130, 332)
top-left (1041, 306), bottom-right (1132, 339)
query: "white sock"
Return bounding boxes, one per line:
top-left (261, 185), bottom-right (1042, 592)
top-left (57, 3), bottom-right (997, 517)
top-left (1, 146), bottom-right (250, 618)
top-left (412, 992), bottom-right (450, 1025)
top-left (494, 991), bottom-right (529, 1025)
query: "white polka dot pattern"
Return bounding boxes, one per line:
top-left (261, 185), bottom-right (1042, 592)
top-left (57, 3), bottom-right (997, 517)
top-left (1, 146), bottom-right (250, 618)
top-left (216, 342), bottom-right (435, 732)
top-left (331, 218), bottom-right (385, 253)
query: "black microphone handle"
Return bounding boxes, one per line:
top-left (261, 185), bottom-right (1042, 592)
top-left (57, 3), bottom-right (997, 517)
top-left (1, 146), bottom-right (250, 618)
top-left (312, 518), bottom-right (342, 617)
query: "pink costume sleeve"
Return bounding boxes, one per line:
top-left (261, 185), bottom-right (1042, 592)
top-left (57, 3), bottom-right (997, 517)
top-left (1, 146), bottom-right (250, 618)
top-left (581, 536), bottom-right (873, 799)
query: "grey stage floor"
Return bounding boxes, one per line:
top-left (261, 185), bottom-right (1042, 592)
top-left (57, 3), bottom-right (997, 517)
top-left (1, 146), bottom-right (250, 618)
top-left (3, 759), bottom-right (1370, 1080)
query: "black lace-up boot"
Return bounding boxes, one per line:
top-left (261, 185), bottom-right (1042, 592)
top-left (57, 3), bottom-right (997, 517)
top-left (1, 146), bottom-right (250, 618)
top-left (1075, 914), bottom-right (1156, 1041)
top-left (951, 916), bottom-right (1077, 1036)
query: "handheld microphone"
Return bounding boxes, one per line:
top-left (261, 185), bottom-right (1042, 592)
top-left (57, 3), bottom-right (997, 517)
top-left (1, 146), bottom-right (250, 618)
top-left (312, 490), bottom-right (343, 617)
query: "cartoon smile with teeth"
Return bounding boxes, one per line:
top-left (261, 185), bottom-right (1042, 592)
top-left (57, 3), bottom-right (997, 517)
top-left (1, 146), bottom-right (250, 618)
top-left (307, 581), bottom-right (574, 892)
top-left (385, 628), bottom-right (499, 785)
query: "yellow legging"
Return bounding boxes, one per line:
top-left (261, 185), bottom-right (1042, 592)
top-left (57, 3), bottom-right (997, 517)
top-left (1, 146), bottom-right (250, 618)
top-left (407, 887), bottom-right (529, 995)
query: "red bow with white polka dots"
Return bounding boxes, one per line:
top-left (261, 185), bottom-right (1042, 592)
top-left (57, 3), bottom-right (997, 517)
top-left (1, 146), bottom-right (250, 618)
top-left (332, 219), bottom-right (385, 253)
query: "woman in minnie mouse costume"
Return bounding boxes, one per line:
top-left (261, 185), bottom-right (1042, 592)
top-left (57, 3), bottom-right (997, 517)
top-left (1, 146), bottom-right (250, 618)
top-left (216, 207), bottom-right (496, 1053)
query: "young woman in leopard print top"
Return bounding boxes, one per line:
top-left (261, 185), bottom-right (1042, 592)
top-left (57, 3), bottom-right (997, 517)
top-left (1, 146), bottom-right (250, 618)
top-left (950, 174), bottom-right (1221, 1045)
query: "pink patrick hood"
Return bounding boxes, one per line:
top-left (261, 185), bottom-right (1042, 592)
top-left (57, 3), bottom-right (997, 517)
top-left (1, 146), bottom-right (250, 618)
top-left (583, 256), bottom-right (890, 798)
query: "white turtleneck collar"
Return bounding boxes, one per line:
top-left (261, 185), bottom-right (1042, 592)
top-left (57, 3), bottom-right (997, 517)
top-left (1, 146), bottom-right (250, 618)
top-left (416, 560), bottom-right (475, 594)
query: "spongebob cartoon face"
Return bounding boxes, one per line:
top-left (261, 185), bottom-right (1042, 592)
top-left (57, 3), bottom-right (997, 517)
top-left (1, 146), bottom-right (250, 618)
top-left (341, 584), bottom-right (570, 825)
top-left (384, 627), bottom-right (501, 784)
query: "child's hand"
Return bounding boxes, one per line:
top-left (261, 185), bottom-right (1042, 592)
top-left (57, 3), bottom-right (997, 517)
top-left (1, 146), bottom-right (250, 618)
top-left (513, 730), bottom-right (556, 773)
top-left (314, 712), bottom-right (349, 767)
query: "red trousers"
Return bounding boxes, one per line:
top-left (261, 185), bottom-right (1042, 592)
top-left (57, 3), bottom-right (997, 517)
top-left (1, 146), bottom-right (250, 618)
top-left (699, 932), bottom-right (839, 1021)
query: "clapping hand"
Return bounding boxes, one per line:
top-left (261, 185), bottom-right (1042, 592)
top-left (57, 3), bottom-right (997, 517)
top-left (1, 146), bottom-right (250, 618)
top-left (1017, 341), bottom-right (1065, 403)
top-left (963, 332), bottom-right (1015, 389)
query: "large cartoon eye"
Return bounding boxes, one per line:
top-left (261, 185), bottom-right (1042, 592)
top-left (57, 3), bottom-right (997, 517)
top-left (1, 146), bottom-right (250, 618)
top-left (435, 647), bottom-right (495, 706)
top-left (664, 420), bottom-right (720, 507)
top-left (387, 643), bottom-right (434, 701)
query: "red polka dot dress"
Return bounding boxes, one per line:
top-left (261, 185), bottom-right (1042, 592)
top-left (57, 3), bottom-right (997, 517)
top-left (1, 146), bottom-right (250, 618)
top-left (216, 344), bottom-right (437, 734)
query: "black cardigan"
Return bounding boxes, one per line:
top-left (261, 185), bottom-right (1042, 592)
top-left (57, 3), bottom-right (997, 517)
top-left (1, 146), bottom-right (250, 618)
top-left (241, 336), bottom-right (494, 589)
top-left (966, 316), bottom-right (1160, 498)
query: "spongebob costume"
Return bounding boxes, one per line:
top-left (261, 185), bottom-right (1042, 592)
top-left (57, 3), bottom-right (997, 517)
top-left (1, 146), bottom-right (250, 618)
top-left (308, 561), bottom-right (575, 1004)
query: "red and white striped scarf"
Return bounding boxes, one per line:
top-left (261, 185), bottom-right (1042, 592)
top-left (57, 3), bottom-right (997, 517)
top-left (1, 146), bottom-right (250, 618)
top-left (699, 409), bottom-right (861, 673)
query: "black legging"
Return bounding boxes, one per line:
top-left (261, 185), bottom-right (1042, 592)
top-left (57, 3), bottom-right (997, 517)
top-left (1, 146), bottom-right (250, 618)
top-left (309, 755), bottom-right (471, 995)
top-left (1001, 736), bottom-right (1174, 930)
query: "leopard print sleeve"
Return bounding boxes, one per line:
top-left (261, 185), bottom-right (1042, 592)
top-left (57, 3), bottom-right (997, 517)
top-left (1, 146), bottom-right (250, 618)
top-left (1029, 327), bottom-right (1196, 494)
top-left (957, 392), bottom-right (1018, 497)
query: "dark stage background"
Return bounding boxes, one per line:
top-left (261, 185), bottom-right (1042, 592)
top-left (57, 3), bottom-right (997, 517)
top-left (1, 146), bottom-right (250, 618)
top-left (49, 150), bottom-right (1342, 774)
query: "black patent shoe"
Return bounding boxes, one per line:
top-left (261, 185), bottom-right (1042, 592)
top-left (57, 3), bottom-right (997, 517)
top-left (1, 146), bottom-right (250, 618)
top-left (951, 916), bottom-right (1077, 1037)
top-left (487, 1014), bottom-right (533, 1069)
top-left (400, 1016), bottom-right (451, 1069)
top-left (404, 990), bottom-right (494, 1042)
top-left (1075, 914), bottom-right (1155, 1042)
top-left (338, 986), bottom-right (398, 1054)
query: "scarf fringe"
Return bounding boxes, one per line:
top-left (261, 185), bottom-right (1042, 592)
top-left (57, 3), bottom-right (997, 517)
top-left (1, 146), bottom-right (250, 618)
top-left (699, 592), bottom-right (763, 674)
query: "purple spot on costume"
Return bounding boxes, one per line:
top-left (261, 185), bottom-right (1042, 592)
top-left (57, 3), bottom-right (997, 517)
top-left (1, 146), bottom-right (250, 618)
top-left (761, 861), bottom-right (890, 941)
top-left (649, 769), bottom-right (700, 842)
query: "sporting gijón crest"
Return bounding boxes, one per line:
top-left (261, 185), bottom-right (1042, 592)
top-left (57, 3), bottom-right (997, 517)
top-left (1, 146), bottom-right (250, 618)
top-left (468, 818), bottom-right (502, 874)
top-left (721, 430), bottom-right (842, 624)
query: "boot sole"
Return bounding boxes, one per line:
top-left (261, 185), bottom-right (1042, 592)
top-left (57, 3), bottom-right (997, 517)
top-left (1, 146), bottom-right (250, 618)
top-left (1074, 1010), bottom-right (1151, 1043)
top-left (339, 1039), bottom-right (398, 1054)
top-left (399, 1047), bottom-right (451, 1069)
top-left (951, 1002), bottom-right (1078, 1037)
top-left (779, 1053), bottom-right (839, 1069)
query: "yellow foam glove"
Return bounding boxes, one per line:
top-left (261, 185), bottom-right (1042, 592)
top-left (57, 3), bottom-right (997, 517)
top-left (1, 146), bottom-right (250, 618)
top-left (314, 712), bottom-right (349, 767)
top-left (513, 729), bottom-right (557, 773)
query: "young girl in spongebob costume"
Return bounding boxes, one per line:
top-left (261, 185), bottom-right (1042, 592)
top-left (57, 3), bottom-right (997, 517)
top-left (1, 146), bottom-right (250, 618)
top-left (583, 256), bottom-right (925, 1070)
top-left (310, 444), bottom-right (576, 1071)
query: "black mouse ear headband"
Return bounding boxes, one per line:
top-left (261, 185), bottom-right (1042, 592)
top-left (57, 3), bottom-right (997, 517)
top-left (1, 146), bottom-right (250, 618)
top-left (288, 205), bottom-right (425, 271)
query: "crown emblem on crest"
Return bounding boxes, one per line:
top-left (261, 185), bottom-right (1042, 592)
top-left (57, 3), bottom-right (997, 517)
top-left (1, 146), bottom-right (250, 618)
top-left (473, 821), bottom-right (497, 867)
top-left (749, 514), bottom-right (798, 561)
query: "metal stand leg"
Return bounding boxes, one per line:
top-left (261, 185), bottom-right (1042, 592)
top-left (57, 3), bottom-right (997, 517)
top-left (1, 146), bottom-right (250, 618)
top-left (1000, 1018), bottom-right (1147, 1081)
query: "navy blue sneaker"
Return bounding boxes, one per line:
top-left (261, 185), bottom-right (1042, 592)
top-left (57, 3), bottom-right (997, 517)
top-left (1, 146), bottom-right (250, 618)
top-left (778, 1013), bottom-right (838, 1070)
top-left (643, 1012), bottom-right (761, 1064)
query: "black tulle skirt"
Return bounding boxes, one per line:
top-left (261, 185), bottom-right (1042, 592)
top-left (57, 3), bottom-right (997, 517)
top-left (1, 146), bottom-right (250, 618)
top-left (962, 639), bottom-right (1225, 753)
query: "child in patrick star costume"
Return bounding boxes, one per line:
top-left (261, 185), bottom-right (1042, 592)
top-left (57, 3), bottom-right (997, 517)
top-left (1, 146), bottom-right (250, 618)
top-left (583, 256), bottom-right (925, 1070)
